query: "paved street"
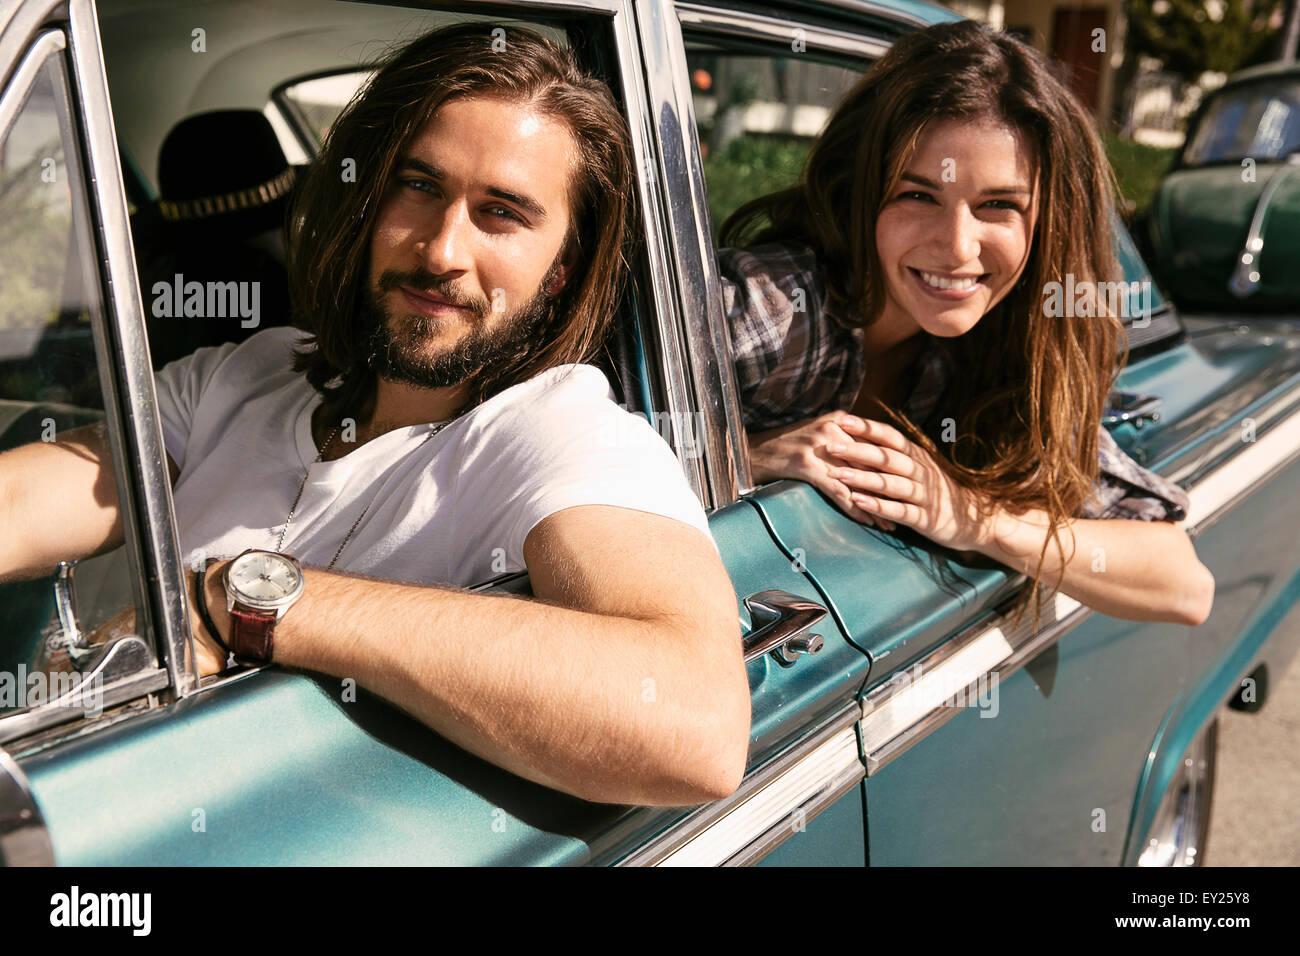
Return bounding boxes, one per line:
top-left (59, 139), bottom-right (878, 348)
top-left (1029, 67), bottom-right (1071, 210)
top-left (1203, 653), bottom-right (1300, 865)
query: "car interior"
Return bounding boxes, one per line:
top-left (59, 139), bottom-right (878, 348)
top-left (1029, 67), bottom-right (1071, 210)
top-left (100, 0), bottom-right (650, 415)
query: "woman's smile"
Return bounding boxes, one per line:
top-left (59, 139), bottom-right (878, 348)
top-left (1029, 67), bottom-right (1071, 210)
top-left (874, 113), bottom-right (1038, 341)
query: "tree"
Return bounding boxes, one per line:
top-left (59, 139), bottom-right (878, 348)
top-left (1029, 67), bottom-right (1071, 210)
top-left (1126, 0), bottom-right (1286, 81)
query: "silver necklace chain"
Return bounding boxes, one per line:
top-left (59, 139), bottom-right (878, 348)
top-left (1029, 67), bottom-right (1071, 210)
top-left (277, 418), bottom-right (453, 569)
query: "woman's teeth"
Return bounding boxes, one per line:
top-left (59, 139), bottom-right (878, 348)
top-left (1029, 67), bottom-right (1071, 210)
top-left (918, 270), bottom-right (981, 291)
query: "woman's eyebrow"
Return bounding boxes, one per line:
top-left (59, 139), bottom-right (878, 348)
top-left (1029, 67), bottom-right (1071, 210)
top-left (900, 170), bottom-right (1031, 196)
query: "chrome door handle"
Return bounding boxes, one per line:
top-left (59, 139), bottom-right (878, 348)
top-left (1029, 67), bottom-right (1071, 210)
top-left (742, 589), bottom-right (827, 665)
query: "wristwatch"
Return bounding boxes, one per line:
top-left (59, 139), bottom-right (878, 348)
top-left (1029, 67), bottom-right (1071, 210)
top-left (223, 549), bottom-right (305, 662)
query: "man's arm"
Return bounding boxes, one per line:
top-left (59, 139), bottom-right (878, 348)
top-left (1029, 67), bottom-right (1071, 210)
top-left (0, 424), bottom-right (179, 582)
top-left (202, 503), bottom-right (752, 807)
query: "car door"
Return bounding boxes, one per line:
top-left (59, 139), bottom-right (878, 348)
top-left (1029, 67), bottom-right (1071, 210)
top-left (661, 0), bottom-right (1300, 866)
top-left (0, 0), bottom-right (194, 862)
top-left (4, 0), bottom-right (871, 867)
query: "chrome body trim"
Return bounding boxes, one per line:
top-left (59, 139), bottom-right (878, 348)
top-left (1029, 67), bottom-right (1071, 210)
top-left (0, 746), bottom-right (55, 865)
top-left (615, 702), bottom-right (862, 866)
top-left (1178, 397), bottom-right (1300, 536)
top-left (861, 591), bottom-right (1090, 775)
top-left (67, 0), bottom-right (198, 697)
top-left (860, 398), bottom-right (1300, 775)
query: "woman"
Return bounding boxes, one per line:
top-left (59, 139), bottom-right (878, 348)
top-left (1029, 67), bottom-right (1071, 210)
top-left (717, 20), bottom-right (1213, 628)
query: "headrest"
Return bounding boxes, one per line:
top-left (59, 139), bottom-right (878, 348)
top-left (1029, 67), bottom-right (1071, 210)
top-left (157, 109), bottom-right (297, 236)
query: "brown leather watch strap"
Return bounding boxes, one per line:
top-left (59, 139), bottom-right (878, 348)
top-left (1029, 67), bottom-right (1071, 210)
top-left (228, 606), bottom-right (276, 662)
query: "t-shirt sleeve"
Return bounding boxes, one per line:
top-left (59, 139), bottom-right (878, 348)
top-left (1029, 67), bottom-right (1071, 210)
top-left (152, 342), bottom-right (240, 472)
top-left (469, 367), bottom-right (717, 569)
top-left (1080, 426), bottom-right (1190, 522)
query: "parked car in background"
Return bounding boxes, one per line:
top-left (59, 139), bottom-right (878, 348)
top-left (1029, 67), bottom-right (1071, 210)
top-left (2, 0), bottom-right (1300, 867)
top-left (1141, 60), bottom-right (1300, 314)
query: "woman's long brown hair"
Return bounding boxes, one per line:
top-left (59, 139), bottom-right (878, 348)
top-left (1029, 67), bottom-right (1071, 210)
top-left (287, 23), bottom-right (635, 422)
top-left (721, 20), bottom-right (1128, 628)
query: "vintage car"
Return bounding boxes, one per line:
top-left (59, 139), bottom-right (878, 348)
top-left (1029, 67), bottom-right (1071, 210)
top-left (1, 0), bottom-right (1299, 867)
top-left (1141, 60), bottom-right (1300, 314)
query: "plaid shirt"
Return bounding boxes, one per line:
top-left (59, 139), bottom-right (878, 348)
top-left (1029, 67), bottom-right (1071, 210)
top-left (719, 242), bottom-right (1190, 522)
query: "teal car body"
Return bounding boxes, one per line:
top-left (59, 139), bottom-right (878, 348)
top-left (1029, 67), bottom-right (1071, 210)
top-left (1, 0), bottom-right (1298, 867)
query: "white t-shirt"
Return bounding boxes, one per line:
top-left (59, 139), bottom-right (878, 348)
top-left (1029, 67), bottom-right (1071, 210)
top-left (154, 327), bottom-right (715, 587)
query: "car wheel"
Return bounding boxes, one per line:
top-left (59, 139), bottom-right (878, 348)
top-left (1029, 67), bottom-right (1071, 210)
top-left (1136, 718), bottom-right (1218, 867)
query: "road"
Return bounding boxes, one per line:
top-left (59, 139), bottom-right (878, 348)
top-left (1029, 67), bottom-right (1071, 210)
top-left (1203, 652), bottom-right (1300, 865)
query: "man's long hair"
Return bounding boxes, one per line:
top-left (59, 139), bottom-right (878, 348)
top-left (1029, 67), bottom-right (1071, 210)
top-left (720, 20), bottom-right (1127, 628)
top-left (287, 23), bottom-right (635, 419)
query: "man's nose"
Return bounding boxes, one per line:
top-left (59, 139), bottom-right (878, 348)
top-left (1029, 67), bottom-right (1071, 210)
top-left (414, 200), bottom-right (474, 277)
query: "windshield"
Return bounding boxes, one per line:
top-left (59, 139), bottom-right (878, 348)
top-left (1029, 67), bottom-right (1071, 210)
top-left (1182, 77), bottom-right (1300, 166)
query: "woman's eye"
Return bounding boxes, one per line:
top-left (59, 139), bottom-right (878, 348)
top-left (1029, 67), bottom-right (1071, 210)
top-left (983, 199), bottom-right (1023, 212)
top-left (401, 178), bottom-right (435, 194)
top-left (899, 191), bottom-right (933, 202)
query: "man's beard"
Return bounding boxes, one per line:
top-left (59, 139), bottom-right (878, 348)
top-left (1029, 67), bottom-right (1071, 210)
top-left (361, 265), bottom-right (558, 390)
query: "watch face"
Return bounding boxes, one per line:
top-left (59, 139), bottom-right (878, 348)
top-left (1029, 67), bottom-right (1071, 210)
top-left (228, 551), bottom-right (304, 609)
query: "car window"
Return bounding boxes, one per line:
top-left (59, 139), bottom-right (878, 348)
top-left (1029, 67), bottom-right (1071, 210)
top-left (686, 41), bottom-right (865, 237)
top-left (1182, 77), bottom-right (1300, 166)
top-left (275, 70), bottom-right (373, 151)
top-left (0, 35), bottom-right (149, 721)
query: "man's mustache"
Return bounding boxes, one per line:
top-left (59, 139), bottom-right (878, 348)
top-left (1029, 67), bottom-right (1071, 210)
top-left (376, 268), bottom-right (489, 319)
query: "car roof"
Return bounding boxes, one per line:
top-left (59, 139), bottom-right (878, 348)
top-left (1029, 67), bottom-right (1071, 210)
top-left (1217, 58), bottom-right (1300, 89)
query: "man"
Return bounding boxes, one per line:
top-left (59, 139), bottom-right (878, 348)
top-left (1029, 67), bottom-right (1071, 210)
top-left (0, 25), bottom-right (749, 807)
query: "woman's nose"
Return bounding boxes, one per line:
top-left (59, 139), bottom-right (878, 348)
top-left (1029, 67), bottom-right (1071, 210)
top-left (934, 202), bottom-right (981, 266)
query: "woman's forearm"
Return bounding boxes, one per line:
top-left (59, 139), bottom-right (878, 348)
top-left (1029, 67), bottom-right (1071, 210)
top-left (974, 506), bottom-right (1215, 626)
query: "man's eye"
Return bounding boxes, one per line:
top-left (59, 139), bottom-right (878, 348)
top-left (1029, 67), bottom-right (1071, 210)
top-left (984, 199), bottom-right (1023, 212)
top-left (486, 205), bottom-right (522, 223)
top-left (401, 179), bottom-right (436, 194)
top-left (899, 191), bottom-right (933, 202)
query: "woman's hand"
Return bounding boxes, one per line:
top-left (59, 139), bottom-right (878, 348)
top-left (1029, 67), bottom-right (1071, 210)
top-left (825, 416), bottom-right (997, 552)
top-left (746, 413), bottom-right (889, 529)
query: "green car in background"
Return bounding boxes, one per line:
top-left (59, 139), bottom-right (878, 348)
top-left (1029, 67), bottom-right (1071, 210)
top-left (1144, 61), bottom-right (1300, 314)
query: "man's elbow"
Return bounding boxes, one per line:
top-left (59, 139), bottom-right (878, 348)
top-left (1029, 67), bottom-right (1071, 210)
top-left (647, 636), bottom-right (751, 806)
top-left (686, 705), bottom-right (750, 803)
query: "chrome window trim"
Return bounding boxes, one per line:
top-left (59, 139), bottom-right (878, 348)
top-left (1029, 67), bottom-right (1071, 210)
top-left (67, 0), bottom-right (198, 698)
top-left (676, 2), bottom-right (889, 60)
top-left (787, 0), bottom-right (934, 30)
top-left (0, 24), bottom-right (60, 132)
top-left (0, 745), bottom-right (55, 865)
top-left (661, 4), bottom-right (892, 504)
top-left (623, 0), bottom-right (722, 506)
top-left (615, 701), bottom-right (863, 866)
